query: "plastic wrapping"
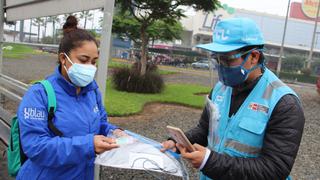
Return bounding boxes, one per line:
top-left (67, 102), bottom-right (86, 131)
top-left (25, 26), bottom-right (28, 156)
top-left (95, 130), bottom-right (188, 178)
top-left (205, 95), bottom-right (220, 147)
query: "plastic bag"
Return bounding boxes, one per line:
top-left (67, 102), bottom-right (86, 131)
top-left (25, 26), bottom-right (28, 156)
top-left (95, 130), bottom-right (188, 178)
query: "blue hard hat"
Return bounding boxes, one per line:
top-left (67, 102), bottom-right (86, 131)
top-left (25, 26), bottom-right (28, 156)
top-left (196, 17), bottom-right (264, 53)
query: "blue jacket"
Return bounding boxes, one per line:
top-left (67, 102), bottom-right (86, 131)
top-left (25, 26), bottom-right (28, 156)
top-left (16, 66), bottom-right (117, 180)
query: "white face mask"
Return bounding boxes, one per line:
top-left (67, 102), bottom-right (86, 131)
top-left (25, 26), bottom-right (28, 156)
top-left (63, 53), bottom-right (97, 87)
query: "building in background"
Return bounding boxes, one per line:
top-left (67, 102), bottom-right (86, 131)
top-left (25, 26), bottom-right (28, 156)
top-left (151, 2), bottom-right (320, 72)
top-left (173, 4), bottom-right (320, 51)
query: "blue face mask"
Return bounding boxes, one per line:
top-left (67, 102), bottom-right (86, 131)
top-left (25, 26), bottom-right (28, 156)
top-left (63, 53), bottom-right (97, 87)
top-left (216, 52), bottom-right (261, 87)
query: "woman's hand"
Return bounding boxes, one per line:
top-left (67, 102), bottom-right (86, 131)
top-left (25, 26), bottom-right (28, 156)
top-left (160, 140), bottom-right (177, 152)
top-left (94, 135), bottom-right (119, 154)
top-left (112, 129), bottom-right (128, 137)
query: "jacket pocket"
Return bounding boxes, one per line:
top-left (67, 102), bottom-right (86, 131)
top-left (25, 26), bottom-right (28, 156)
top-left (224, 117), bottom-right (267, 157)
top-left (238, 118), bottom-right (267, 135)
top-left (236, 117), bottom-right (267, 148)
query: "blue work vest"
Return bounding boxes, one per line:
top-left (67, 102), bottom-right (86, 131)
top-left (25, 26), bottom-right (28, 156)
top-left (200, 69), bottom-right (297, 180)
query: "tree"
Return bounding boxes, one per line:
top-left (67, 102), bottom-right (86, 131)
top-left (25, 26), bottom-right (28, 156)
top-left (79, 10), bottom-right (94, 29)
top-left (114, 0), bottom-right (219, 75)
top-left (13, 21), bottom-right (17, 42)
top-left (19, 20), bottom-right (25, 42)
top-left (29, 18), bottom-right (32, 42)
top-left (42, 17), bottom-right (48, 38)
top-left (282, 54), bottom-right (305, 72)
top-left (33, 17), bottom-right (45, 43)
top-left (62, 13), bottom-right (76, 23)
top-left (48, 16), bottom-right (60, 44)
top-left (112, 11), bottom-right (183, 50)
top-left (5, 21), bottom-right (16, 41)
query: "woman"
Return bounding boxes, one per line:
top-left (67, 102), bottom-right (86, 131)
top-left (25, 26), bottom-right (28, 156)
top-left (16, 16), bottom-right (122, 179)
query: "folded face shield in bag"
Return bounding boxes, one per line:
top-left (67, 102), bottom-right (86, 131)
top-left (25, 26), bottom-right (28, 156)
top-left (205, 95), bottom-right (220, 148)
top-left (95, 130), bottom-right (189, 179)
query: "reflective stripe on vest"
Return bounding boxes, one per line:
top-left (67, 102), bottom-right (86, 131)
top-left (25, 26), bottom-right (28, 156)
top-left (263, 80), bottom-right (286, 100)
top-left (224, 139), bottom-right (261, 156)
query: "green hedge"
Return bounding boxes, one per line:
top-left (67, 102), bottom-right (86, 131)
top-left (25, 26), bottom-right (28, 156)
top-left (279, 72), bottom-right (318, 84)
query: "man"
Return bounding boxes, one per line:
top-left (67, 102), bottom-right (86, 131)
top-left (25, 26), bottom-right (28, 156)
top-left (161, 18), bottom-right (305, 180)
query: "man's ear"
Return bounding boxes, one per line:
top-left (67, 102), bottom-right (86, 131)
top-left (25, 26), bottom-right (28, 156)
top-left (250, 51), bottom-right (260, 65)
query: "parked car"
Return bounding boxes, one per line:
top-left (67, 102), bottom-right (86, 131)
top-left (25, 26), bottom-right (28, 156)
top-left (191, 60), bottom-right (210, 69)
top-left (40, 46), bottom-right (58, 54)
top-left (317, 76), bottom-right (320, 95)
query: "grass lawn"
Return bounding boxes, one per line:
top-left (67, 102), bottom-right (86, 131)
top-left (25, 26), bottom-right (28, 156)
top-left (3, 43), bottom-right (39, 59)
top-left (105, 80), bottom-right (211, 116)
top-left (108, 60), bottom-right (131, 69)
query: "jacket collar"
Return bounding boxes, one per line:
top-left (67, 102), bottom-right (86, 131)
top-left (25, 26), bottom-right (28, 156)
top-left (53, 65), bottom-right (98, 96)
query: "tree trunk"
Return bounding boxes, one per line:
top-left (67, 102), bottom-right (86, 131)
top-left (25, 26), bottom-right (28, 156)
top-left (53, 20), bottom-right (56, 44)
top-left (140, 26), bottom-right (148, 76)
top-left (37, 24), bottom-right (40, 43)
top-left (13, 24), bottom-right (16, 42)
top-left (91, 13), bottom-right (95, 29)
top-left (44, 17), bottom-right (47, 38)
top-left (29, 19), bottom-right (32, 42)
top-left (84, 16), bottom-right (87, 29)
top-left (19, 20), bottom-right (24, 42)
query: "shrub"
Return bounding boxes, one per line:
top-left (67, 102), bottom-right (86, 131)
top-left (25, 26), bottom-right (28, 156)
top-left (279, 71), bottom-right (317, 84)
top-left (112, 64), bottom-right (164, 94)
top-left (41, 36), bottom-right (54, 44)
top-left (281, 54), bottom-right (304, 72)
top-left (301, 68), bottom-right (312, 76)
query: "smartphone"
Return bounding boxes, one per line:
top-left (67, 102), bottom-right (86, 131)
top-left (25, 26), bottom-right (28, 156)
top-left (166, 125), bottom-right (195, 152)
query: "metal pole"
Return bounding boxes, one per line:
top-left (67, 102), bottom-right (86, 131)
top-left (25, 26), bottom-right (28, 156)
top-left (307, 0), bottom-right (320, 69)
top-left (0, 0), bottom-right (5, 105)
top-left (0, 0), bottom-right (4, 74)
top-left (94, 1), bottom-right (115, 180)
top-left (207, 52), bottom-right (214, 87)
top-left (315, 32), bottom-right (320, 48)
top-left (96, 0), bottom-right (115, 102)
top-left (277, 0), bottom-right (291, 76)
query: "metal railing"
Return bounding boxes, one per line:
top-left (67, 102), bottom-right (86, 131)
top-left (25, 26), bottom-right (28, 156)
top-left (0, 73), bottom-right (27, 146)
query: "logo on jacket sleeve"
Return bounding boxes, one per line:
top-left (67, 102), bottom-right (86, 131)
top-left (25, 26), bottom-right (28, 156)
top-left (248, 102), bottom-right (269, 114)
top-left (24, 107), bottom-right (46, 120)
top-left (93, 104), bottom-right (99, 113)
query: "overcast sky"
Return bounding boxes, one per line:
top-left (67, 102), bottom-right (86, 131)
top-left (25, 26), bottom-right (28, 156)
top-left (219, 0), bottom-right (302, 16)
top-left (5, 0), bottom-right (304, 38)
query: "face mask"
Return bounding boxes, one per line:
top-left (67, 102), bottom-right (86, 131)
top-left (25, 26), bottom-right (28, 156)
top-left (216, 52), bottom-right (260, 87)
top-left (63, 53), bottom-right (97, 87)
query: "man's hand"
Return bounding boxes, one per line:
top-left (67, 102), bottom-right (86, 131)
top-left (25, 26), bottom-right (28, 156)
top-left (176, 143), bottom-right (207, 168)
top-left (94, 135), bottom-right (119, 154)
top-left (160, 140), bottom-right (177, 152)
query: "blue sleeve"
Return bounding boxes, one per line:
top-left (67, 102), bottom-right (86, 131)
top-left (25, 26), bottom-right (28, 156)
top-left (18, 84), bottom-right (95, 168)
top-left (95, 88), bottom-right (118, 136)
